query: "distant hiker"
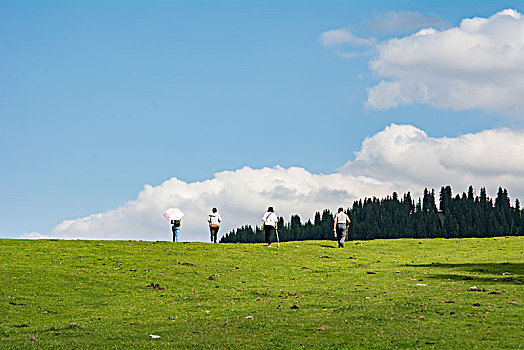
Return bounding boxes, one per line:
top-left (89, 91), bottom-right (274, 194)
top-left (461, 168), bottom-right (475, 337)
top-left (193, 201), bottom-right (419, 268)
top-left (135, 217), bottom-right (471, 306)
top-left (208, 208), bottom-right (222, 243)
top-left (334, 207), bottom-right (350, 248)
top-left (171, 218), bottom-right (181, 242)
top-left (262, 207), bottom-right (278, 247)
top-left (164, 208), bottom-right (184, 243)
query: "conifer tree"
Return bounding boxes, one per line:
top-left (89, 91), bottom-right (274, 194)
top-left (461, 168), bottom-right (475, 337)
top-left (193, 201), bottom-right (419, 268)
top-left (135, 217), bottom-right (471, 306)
top-left (224, 185), bottom-right (520, 242)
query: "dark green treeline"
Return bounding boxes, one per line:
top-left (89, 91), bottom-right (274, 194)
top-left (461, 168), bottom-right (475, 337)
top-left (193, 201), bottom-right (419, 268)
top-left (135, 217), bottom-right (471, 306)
top-left (220, 186), bottom-right (523, 243)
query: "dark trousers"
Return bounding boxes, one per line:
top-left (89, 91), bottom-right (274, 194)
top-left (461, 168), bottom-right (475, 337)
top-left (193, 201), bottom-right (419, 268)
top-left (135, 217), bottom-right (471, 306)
top-left (210, 226), bottom-right (219, 243)
top-left (264, 226), bottom-right (275, 244)
top-left (336, 223), bottom-right (347, 247)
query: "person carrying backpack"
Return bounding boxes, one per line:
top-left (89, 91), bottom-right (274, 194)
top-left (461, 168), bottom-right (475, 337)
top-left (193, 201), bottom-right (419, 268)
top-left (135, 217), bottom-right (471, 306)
top-left (261, 207), bottom-right (278, 247)
top-left (333, 207), bottom-right (350, 248)
top-left (163, 208), bottom-right (184, 242)
top-left (208, 208), bottom-right (222, 243)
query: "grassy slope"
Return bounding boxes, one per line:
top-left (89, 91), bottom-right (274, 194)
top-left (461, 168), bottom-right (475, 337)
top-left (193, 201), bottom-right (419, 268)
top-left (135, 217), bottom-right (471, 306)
top-left (0, 237), bottom-right (522, 349)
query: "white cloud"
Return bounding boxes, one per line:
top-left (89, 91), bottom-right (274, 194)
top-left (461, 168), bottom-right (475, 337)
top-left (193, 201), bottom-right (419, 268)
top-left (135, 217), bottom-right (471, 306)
top-left (21, 232), bottom-right (55, 239)
top-left (320, 28), bottom-right (376, 47)
top-left (320, 11), bottom-right (448, 58)
top-left (52, 166), bottom-right (397, 242)
top-left (340, 124), bottom-right (524, 197)
top-left (319, 28), bottom-right (377, 58)
top-left (366, 9), bottom-right (524, 116)
top-left (53, 124), bottom-right (524, 241)
top-left (368, 10), bottom-right (450, 35)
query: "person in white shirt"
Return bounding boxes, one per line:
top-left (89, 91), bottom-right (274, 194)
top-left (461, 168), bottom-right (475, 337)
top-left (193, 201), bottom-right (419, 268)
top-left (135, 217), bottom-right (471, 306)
top-left (261, 206), bottom-right (278, 247)
top-left (208, 208), bottom-right (222, 243)
top-left (333, 207), bottom-right (351, 248)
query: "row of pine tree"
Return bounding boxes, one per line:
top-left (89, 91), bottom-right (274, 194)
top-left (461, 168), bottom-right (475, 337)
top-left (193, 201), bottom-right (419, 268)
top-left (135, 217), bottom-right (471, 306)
top-left (219, 186), bottom-right (523, 243)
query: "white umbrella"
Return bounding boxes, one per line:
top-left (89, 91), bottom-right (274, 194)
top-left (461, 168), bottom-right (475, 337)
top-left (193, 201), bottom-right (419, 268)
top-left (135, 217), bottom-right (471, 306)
top-left (163, 208), bottom-right (184, 221)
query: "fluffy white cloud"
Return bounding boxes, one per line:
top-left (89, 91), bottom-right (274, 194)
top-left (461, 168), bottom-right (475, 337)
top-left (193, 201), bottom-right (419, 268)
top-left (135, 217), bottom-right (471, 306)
top-left (367, 9), bottom-right (524, 116)
top-left (340, 124), bottom-right (524, 197)
top-left (53, 124), bottom-right (524, 241)
top-left (52, 166), bottom-right (397, 242)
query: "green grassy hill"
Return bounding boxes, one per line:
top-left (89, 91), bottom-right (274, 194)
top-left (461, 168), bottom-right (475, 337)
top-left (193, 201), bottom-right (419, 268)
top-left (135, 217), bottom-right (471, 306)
top-left (1, 237), bottom-right (522, 349)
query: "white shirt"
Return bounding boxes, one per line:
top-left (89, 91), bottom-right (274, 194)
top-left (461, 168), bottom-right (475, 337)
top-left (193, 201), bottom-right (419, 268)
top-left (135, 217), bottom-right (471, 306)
top-left (208, 213), bottom-right (222, 226)
top-left (335, 212), bottom-right (350, 224)
top-left (262, 211), bottom-right (278, 227)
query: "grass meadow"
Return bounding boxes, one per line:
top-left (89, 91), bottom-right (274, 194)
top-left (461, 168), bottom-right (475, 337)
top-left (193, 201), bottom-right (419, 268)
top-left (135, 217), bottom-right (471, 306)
top-left (0, 237), bottom-right (522, 349)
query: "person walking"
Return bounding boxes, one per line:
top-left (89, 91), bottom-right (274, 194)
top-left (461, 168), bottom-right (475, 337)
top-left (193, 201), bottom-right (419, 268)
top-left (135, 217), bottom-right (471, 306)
top-left (208, 208), bottom-right (222, 243)
top-left (262, 206), bottom-right (278, 247)
top-left (333, 207), bottom-right (350, 248)
top-left (164, 208), bottom-right (184, 242)
top-left (171, 218), bottom-right (182, 242)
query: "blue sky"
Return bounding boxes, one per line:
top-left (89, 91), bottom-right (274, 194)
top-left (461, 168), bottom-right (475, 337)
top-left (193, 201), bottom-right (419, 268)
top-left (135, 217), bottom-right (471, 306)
top-left (1, 1), bottom-right (523, 240)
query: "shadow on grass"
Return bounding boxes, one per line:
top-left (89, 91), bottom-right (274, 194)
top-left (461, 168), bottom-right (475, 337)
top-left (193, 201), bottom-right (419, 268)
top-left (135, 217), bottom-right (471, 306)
top-left (423, 274), bottom-right (523, 285)
top-left (411, 263), bottom-right (523, 285)
top-left (319, 244), bottom-right (337, 249)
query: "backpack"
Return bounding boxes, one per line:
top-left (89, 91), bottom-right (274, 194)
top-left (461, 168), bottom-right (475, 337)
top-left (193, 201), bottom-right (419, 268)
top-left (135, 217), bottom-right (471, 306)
top-left (171, 219), bottom-right (181, 227)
